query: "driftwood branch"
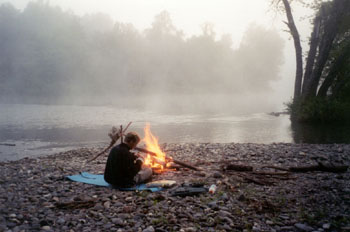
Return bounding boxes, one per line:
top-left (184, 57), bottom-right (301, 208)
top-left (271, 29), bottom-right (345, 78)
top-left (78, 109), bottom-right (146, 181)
top-left (225, 164), bottom-right (253, 172)
top-left (289, 163), bottom-right (348, 173)
top-left (0, 143), bottom-right (16, 146)
top-left (120, 125), bottom-right (123, 143)
top-left (55, 200), bottom-right (96, 210)
top-left (235, 162), bottom-right (349, 175)
top-left (134, 147), bottom-right (199, 171)
top-left (234, 173), bottom-right (275, 186)
top-left (223, 161), bottom-right (347, 186)
top-left (251, 171), bottom-right (290, 176)
top-left (88, 122), bottom-right (132, 163)
top-left (261, 165), bottom-right (290, 172)
top-left (172, 159), bottom-right (199, 171)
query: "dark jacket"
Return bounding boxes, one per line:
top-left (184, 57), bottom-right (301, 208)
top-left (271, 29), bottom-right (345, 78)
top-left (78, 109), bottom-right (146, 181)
top-left (104, 143), bottom-right (142, 187)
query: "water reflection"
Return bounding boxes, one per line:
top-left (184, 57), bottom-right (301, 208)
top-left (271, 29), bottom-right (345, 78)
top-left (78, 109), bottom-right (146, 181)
top-left (1, 103), bottom-right (350, 161)
top-left (291, 121), bottom-right (350, 144)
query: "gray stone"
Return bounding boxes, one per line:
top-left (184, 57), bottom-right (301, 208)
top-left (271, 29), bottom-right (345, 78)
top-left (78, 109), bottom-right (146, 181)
top-left (112, 218), bottom-right (124, 226)
top-left (114, 201), bottom-right (123, 207)
top-left (207, 201), bottom-right (219, 210)
top-left (218, 210), bottom-right (231, 217)
top-left (252, 222), bottom-right (261, 232)
top-left (295, 223), bottom-right (314, 231)
top-left (12, 226), bottom-right (21, 232)
top-left (220, 224), bottom-right (232, 231)
top-left (279, 226), bottom-right (294, 231)
top-left (183, 227), bottom-right (197, 232)
top-left (56, 218), bottom-right (65, 225)
top-left (104, 223), bottom-right (113, 229)
top-left (322, 223), bottom-right (331, 229)
top-left (118, 213), bottom-right (130, 219)
top-left (93, 203), bottom-right (104, 211)
top-left (142, 226), bottom-right (155, 232)
top-left (220, 193), bottom-right (229, 201)
top-left (103, 201), bottom-right (111, 209)
top-left (125, 197), bottom-right (133, 202)
top-left (221, 216), bottom-right (233, 225)
top-left (206, 217), bottom-right (215, 226)
top-left (41, 226), bottom-right (51, 231)
top-left (266, 220), bottom-right (274, 225)
top-left (213, 172), bottom-right (223, 178)
top-left (279, 214), bottom-right (290, 220)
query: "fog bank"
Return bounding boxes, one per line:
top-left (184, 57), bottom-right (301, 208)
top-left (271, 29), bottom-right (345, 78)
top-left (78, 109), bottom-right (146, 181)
top-left (0, 2), bottom-right (285, 114)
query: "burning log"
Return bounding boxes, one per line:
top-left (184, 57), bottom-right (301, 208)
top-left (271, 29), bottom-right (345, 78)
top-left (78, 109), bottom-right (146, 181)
top-left (152, 167), bottom-right (164, 174)
top-left (134, 147), bottom-right (199, 171)
top-left (145, 154), bottom-right (167, 167)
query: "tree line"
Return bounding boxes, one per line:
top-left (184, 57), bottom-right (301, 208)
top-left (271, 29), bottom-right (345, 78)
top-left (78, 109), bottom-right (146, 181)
top-left (276, 0), bottom-right (350, 122)
top-left (0, 1), bottom-right (285, 106)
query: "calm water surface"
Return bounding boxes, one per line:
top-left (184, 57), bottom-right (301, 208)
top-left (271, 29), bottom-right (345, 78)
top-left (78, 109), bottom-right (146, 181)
top-left (1, 104), bottom-right (349, 161)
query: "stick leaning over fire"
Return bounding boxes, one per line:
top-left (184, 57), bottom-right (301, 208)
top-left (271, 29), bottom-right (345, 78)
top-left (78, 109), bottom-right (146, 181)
top-left (134, 147), bottom-right (199, 171)
top-left (88, 122), bottom-right (199, 171)
top-left (88, 122), bottom-right (132, 163)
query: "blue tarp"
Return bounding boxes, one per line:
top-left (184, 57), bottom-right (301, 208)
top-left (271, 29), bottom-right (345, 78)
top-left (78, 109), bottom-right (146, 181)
top-left (66, 172), bottom-right (162, 192)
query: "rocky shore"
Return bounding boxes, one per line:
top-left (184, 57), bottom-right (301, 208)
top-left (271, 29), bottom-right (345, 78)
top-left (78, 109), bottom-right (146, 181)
top-left (0, 143), bottom-right (349, 232)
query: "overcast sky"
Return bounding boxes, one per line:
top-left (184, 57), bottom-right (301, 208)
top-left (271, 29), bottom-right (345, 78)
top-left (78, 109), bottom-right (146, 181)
top-left (1, 0), bottom-right (311, 42)
top-left (1, 0), bottom-right (316, 108)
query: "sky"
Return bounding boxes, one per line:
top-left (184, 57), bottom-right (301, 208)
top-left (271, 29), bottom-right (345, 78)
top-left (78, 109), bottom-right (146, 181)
top-left (1, 0), bottom-right (316, 109)
top-left (1, 0), bottom-right (295, 43)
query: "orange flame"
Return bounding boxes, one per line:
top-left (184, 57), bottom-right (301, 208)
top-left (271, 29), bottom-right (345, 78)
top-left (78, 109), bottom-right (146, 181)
top-left (142, 123), bottom-right (166, 170)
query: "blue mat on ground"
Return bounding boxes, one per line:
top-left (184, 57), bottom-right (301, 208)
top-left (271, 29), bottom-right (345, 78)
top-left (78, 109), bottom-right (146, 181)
top-left (66, 172), bottom-right (162, 192)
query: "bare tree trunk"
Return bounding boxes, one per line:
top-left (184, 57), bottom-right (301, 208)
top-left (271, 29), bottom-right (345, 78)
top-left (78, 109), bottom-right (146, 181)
top-left (302, 14), bottom-right (321, 95)
top-left (281, 0), bottom-right (303, 101)
top-left (303, 0), bottom-right (347, 98)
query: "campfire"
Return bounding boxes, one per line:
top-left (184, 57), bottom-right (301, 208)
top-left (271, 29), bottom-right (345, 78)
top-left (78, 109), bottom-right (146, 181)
top-left (141, 123), bottom-right (170, 172)
top-left (88, 122), bottom-right (199, 172)
top-left (134, 123), bottom-right (199, 172)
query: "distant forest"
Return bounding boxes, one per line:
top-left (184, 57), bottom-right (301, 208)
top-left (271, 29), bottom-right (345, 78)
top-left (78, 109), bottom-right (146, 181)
top-left (0, 1), bottom-right (285, 106)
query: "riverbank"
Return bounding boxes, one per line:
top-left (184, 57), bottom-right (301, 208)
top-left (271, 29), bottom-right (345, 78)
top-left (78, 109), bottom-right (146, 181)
top-left (1, 143), bottom-right (349, 232)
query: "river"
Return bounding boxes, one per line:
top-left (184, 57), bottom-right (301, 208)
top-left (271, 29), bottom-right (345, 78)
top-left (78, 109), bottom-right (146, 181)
top-left (1, 103), bottom-right (349, 161)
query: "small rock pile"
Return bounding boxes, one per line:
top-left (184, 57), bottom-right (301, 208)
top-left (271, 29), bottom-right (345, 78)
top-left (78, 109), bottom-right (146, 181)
top-left (0, 143), bottom-right (349, 231)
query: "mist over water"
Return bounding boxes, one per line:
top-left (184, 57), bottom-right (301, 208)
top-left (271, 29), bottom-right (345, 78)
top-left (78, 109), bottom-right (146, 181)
top-left (0, 2), bottom-right (318, 161)
top-left (0, 2), bottom-right (285, 114)
top-left (0, 103), bottom-right (294, 161)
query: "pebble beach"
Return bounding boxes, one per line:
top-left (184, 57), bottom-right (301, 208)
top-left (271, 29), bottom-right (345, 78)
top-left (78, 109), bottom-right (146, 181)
top-left (1, 143), bottom-right (350, 232)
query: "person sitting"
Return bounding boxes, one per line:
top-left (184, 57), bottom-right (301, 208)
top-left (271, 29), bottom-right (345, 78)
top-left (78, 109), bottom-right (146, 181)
top-left (104, 132), bottom-right (152, 188)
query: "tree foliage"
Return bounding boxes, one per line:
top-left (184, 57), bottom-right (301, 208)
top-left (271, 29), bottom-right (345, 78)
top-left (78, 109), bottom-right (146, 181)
top-left (277, 0), bottom-right (350, 122)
